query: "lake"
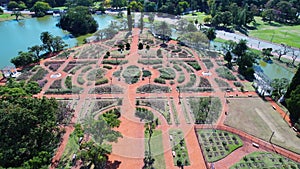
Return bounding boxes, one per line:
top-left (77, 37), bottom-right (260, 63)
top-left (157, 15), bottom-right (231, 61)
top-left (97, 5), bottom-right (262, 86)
top-left (0, 15), bottom-right (115, 68)
top-left (254, 59), bottom-right (295, 81)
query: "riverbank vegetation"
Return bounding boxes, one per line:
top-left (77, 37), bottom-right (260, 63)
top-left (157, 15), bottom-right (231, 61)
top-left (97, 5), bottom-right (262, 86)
top-left (11, 31), bottom-right (66, 67)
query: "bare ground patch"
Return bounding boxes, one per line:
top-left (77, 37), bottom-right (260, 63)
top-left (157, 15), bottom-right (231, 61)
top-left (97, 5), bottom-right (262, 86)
top-left (224, 98), bottom-right (300, 153)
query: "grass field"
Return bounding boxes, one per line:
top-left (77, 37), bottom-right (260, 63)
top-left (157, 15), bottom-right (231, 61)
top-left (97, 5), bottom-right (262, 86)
top-left (145, 130), bottom-right (166, 169)
top-left (182, 12), bottom-right (209, 23)
top-left (76, 33), bottom-right (93, 45)
top-left (225, 98), bottom-right (300, 153)
top-left (249, 17), bottom-right (300, 48)
top-left (0, 13), bottom-right (31, 22)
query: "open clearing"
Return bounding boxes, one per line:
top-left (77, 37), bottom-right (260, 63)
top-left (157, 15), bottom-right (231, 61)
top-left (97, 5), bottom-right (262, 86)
top-left (224, 98), bottom-right (300, 154)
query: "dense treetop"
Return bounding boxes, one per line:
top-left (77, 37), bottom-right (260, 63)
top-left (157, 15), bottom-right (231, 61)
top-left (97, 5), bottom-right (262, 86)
top-left (285, 66), bottom-right (300, 130)
top-left (0, 80), bottom-right (65, 168)
top-left (59, 6), bottom-right (98, 37)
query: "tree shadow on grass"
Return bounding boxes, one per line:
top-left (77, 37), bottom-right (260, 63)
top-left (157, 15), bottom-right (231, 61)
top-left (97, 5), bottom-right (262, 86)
top-left (106, 160), bottom-right (121, 169)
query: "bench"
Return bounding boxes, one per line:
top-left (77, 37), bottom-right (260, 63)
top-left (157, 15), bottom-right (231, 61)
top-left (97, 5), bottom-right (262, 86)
top-left (292, 127), bottom-right (298, 132)
top-left (252, 142), bottom-right (259, 148)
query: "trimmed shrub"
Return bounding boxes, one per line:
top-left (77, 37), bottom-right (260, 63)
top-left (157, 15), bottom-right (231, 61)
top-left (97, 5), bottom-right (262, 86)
top-left (154, 78), bottom-right (166, 84)
top-left (95, 78), bottom-right (109, 85)
top-left (65, 76), bottom-right (72, 89)
top-left (185, 61), bottom-right (201, 71)
top-left (103, 65), bottom-right (112, 69)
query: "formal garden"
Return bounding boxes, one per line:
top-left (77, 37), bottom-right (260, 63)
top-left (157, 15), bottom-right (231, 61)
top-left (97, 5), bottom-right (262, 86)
top-left (169, 129), bottom-right (190, 167)
top-left (230, 152), bottom-right (300, 169)
top-left (197, 129), bottom-right (243, 162)
top-left (187, 97), bottom-right (222, 124)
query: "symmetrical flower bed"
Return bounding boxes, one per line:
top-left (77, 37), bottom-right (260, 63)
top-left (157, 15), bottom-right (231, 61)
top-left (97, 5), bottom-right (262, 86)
top-left (136, 84), bottom-right (171, 93)
top-left (197, 129), bottom-right (243, 162)
top-left (169, 129), bottom-right (190, 167)
top-left (187, 97), bottom-right (221, 124)
top-left (230, 152), bottom-right (300, 169)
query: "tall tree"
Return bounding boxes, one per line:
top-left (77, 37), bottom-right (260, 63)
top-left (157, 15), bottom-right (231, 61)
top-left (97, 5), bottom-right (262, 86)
top-left (233, 39), bottom-right (248, 58)
top-left (285, 65), bottom-right (300, 99)
top-left (11, 51), bottom-right (34, 67)
top-left (0, 94), bottom-right (60, 168)
top-left (79, 141), bottom-right (111, 169)
top-left (11, 10), bottom-right (23, 21)
top-left (40, 31), bottom-right (53, 53)
top-left (157, 21), bottom-right (172, 44)
top-left (274, 44), bottom-right (290, 61)
top-left (286, 86), bottom-right (300, 125)
top-left (51, 36), bottom-right (67, 52)
top-left (31, 1), bottom-right (51, 17)
top-left (204, 28), bottom-right (216, 48)
top-left (59, 6), bottom-right (98, 36)
top-left (127, 7), bottom-right (133, 32)
top-left (28, 45), bottom-right (43, 59)
top-left (224, 51), bottom-right (232, 67)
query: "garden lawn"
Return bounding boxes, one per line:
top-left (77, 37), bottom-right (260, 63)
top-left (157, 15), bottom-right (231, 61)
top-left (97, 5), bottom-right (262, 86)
top-left (0, 13), bottom-right (31, 21)
top-left (57, 131), bottom-right (80, 168)
top-left (145, 130), bottom-right (166, 169)
top-left (169, 129), bottom-right (190, 166)
top-left (249, 17), bottom-right (300, 48)
top-left (182, 12), bottom-right (209, 23)
top-left (76, 33), bottom-right (93, 45)
top-left (242, 81), bottom-right (255, 92)
top-left (225, 98), bottom-right (300, 154)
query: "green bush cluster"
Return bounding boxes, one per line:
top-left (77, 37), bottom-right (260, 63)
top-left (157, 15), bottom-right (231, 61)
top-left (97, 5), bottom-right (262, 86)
top-left (142, 70), bottom-right (152, 77)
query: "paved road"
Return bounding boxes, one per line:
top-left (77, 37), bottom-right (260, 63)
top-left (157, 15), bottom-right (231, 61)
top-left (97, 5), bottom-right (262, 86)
top-left (151, 13), bottom-right (300, 61)
top-left (216, 30), bottom-right (300, 61)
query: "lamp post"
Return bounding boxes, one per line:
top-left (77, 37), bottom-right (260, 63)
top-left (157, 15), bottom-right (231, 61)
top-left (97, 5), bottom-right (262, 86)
top-left (176, 86), bottom-right (181, 104)
top-left (269, 131), bottom-right (275, 143)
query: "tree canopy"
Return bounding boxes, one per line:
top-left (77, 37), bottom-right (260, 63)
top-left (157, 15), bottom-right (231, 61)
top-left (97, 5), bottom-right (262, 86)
top-left (285, 66), bottom-right (300, 127)
top-left (59, 6), bottom-right (98, 37)
top-left (31, 1), bottom-right (51, 17)
top-left (0, 83), bottom-right (60, 168)
top-left (0, 80), bottom-right (75, 168)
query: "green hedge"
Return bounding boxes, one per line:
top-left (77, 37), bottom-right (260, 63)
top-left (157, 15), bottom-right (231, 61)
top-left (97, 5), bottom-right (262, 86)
top-left (154, 78), bottom-right (166, 84)
top-left (95, 78), bottom-right (109, 85)
top-left (185, 61), bottom-right (201, 71)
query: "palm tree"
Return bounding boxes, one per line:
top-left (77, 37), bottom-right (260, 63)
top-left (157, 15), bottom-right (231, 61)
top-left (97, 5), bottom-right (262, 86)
top-left (40, 32), bottom-right (53, 53)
